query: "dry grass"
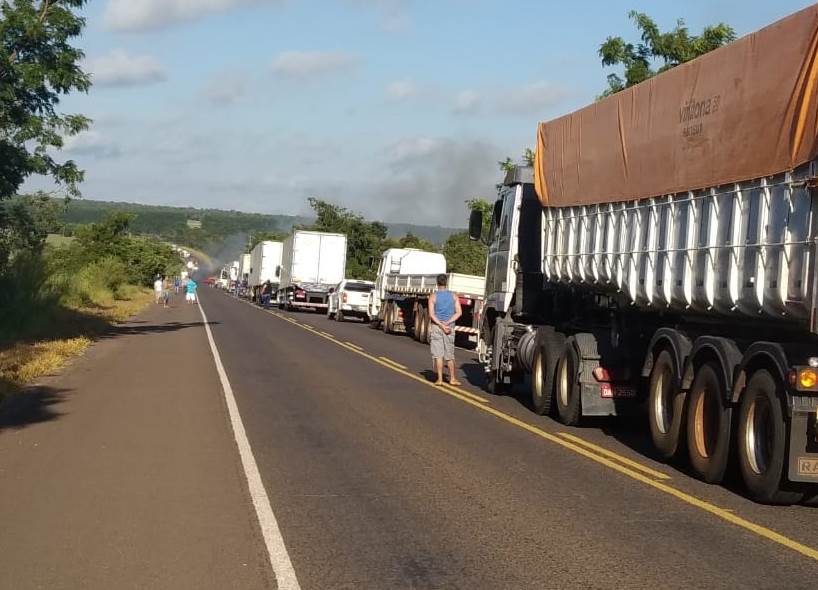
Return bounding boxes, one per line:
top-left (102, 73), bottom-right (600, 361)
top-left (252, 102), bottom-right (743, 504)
top-left (0, 288), bottom-right (153, 400)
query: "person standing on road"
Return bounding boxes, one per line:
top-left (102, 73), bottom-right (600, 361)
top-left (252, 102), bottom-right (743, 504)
top-left (185, 278), bottom-right (198, 304)
top-left (174, 277), bottom-right (181, 294)
top-left (428, 274), bottom-right (462, 386)
top-left (154, 275), bottom-right (164, 305)
top-left (162, 277), bottom-right (171, 308)
top-left (261, 280), bottom-right (272, 307)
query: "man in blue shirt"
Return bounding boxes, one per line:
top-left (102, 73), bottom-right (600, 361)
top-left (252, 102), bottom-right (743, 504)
top-left (185, 278), bottom-right (198, 304)
top-left (428, 274), bottom-right (462, 386)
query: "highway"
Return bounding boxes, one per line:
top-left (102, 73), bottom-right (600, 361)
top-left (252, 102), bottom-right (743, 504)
top-left (2, 286), bottom-right (818, 589)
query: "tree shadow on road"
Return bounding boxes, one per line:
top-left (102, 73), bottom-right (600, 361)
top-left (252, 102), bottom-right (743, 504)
top-left (98, 321), bottom-right (218, 339)
top-left (0, 380), bottom-right (69, 433)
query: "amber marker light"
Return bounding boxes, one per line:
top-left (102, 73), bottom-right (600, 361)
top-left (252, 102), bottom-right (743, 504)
top-left (799, 368), bottom-right (818, 389)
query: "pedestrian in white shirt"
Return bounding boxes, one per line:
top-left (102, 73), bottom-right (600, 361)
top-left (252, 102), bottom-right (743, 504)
top-left (153, 276), bottom-right (164, 304)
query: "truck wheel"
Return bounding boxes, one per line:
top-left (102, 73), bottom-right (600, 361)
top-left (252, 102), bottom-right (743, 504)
top-left (648, 350), bottom-right (687, 460)
top-left (686, 362), bottom-right (732, 484)
top-left (413, 308), bottom-right (422, 341)
top-left (555, 341), bottom-right (582, 426)
top-left (422, 312), bottom-right (431, 344)
top-left (737, 370), bottom-right (803, 504)
top-left (531, 331), bottom-right (563, 415)
top-left (415, 307), bottom-right (426, 342)
top-left (383, 302), bottom-right (393, 334)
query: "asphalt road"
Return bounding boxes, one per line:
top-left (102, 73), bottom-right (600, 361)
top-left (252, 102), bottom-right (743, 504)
top-left (2, 286), bottom-right (818, 589)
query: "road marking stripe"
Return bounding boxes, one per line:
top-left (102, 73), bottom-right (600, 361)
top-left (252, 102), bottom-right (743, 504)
top-left (264, 308), bottom-right (818, 563)
top-left (379, 356), bottom-right (408, 370)
top-left (198, 303), bottom-right (301, 590)
top-left (557, 432), bottom-right (670, 480)
top-left (345, 341), bottom-right (364, 351)
top-left (439, 383), bottom-right (490, 404)
top-left (321, 331), bottom-right (334, 338)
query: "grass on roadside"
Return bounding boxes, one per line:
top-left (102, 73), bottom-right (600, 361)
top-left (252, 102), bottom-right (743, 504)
top-left (0, 287), bottom-right (154, 401)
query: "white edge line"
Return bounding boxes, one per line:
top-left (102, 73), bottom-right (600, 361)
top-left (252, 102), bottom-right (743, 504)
top-left (198, 302), bottom-right (301, 590)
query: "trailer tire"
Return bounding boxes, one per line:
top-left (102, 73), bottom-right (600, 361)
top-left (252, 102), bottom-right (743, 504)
top-left (417, 307), bottom-right (427, 342)
top-left (531, 330), bottom-right (563, 416)
top-left (737, 370), bottom-right (803, 504)
top-left (383, 302), bottom-right (393, 334)
top-left (555, 340), bottom-right (582, 426)
top-left (413, 307), bottom-right (422, 341)
top-left (648, 350), bottom-right (687, 460)
top-left (686, 362), bottom-right (732, 484)
top-left (422, 312), bottom-right (431, 344)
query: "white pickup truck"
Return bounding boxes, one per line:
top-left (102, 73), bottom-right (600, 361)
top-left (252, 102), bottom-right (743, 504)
top-left (327, 279), bottom-right (374, 322)
top-left (368, 248), bottom-right (485, 344)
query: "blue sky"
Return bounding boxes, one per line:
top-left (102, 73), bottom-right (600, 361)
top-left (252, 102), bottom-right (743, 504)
top-left (28, 0), bottom-right (817, 226)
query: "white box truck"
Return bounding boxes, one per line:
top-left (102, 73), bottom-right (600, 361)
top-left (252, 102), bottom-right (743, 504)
top-left (248, 241), bottom-right (283, 303)
top-left (367, 248), bottom-right (485, 344)
top-left (277, 230), bottom-right (347, 311)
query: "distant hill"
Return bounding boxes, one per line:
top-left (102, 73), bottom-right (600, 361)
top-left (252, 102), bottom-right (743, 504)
top-left (59, 199), bottom-right (461, 253)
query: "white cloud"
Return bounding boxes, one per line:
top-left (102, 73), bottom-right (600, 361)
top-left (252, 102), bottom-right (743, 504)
top-left (63, 131), bottom-right (122, 159)
top-left (87, 50), bottom-right (166, 88)
top-left (204, 69), bottom-right (248, 105)
top-left (271, 51), bottom-right (359, 80)
top-left (495, 81), bottom-right (569, 116)
top-left (452, 90), bottom-right (481, 114)
top-left (385, 79), bottom-right (419, 101)
top-left (346, 0), bottom-right (411, 32)
top-left (104, 0), bottom-right (271, 32)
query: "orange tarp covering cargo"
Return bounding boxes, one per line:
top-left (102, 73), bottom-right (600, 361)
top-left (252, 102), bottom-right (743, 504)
top-left (535, 4), bottom-right (818, 207)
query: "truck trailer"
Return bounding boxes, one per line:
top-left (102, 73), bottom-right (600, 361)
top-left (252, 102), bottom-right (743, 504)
top-left (471, 5), bottom-right (818, 503)
top-left (248, 241), bottom-right (283, 303)
top-left (368, 248), bottom-right (485, 345)
top-left (277, 230), bottom-right (347, 311)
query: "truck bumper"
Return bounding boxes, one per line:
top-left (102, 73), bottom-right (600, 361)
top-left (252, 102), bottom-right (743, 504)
top-left (788, 396), bottom-right (818, 484)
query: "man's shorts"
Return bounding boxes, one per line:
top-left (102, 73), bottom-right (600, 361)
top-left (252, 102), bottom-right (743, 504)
top-left (430, 323), bottom-right (455, 361)
top-left (185, 292), bottom-right (196, 302)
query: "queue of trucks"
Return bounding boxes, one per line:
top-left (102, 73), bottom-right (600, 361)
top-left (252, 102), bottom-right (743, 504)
top-left (212, 5), bottom-right (818, 503)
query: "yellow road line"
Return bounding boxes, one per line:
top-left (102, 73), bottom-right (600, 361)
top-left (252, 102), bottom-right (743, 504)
top-left (378, 356), bottom-right (408, 370)
top-left (321, 331), bottom-right (334, 338)
top-left (557, 432), bottom-right (670, 480)
top-left (345, 341), bottom-right (364, 351)
top-left (263, 307), bottom-right (818, 563)
top-left (440, 383), bottom-right (490, 404)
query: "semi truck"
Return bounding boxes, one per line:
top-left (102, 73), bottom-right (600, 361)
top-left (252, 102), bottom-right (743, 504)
top-left (470, 5), bottom-right (818, 504)
top-left (368, 248), bottom-right (485, 344)
top-left (248, 241), bottom-right (284, 303)
top-left (277, 230), bottom-right (347, 311)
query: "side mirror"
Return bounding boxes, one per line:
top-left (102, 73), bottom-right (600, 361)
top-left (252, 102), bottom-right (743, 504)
top-left (368, 255), bottom-right (376, 268)
top-left (468, 209), bottom-right (483, 241)
top-left (275, 265), bottom-right (281, 277)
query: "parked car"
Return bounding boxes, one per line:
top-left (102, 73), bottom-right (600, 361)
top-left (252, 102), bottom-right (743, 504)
top-left (327, 279), bottom-right (374, 322)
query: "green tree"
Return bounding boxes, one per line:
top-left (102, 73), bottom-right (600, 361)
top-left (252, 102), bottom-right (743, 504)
top-left (0, 192), bottom-right (62, 266)
top-left (442, 199), bottom-right (490, 275)
top-left (0, 0), bottom-right (91, 200)
top-left (599, 11), bottom-right (735, 97)
top-left (247, 230), bottom-right (287, 251)
top-left (303, 197), bottom-right (387, 280)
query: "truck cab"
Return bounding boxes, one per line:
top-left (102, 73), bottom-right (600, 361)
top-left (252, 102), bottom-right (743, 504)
top-left (482, 166), bottom-right (543, 320)
top-left (471, 166), bottom-right (543, 370)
